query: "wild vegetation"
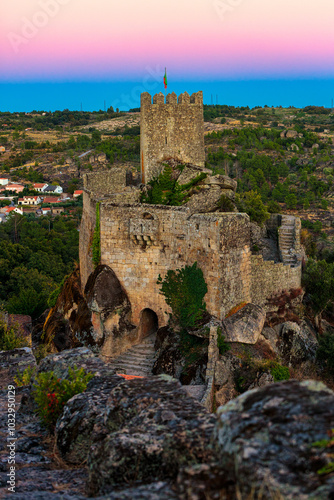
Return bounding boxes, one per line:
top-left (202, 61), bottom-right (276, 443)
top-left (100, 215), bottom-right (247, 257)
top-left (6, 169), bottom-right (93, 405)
top-left (0, 214), bottom-right (79, 318)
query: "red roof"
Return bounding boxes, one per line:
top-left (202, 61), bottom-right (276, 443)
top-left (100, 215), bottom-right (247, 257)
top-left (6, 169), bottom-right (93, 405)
top-left (43, 197), bottom-right (60, 204)
top-left (74, 190), bottom-right (83, 195)
top-left (5, 207), bottom-right (16, 213)
top-left (33, 183), bottom-right (46, 188)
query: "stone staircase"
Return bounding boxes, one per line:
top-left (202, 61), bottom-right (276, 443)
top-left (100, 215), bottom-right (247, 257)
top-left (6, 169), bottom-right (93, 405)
top-left (278, 215), bottom-right (298, 267)
top-left (109, 334), bottom-right (157, 376)
top-left (108, 334), bottom-right (206, 402)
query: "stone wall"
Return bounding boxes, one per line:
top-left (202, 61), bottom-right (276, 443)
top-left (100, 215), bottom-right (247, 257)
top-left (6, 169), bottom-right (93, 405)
top-left (140, 91), bottom-right (205, 183)
top-left (99, 205), bottom-right (251, 327)
top-left (79, 191), bottom-right (98, 290)
top-left (251, 255), bottom-right (302, 309)
top-left (83, 169), bottom-right (128, 195)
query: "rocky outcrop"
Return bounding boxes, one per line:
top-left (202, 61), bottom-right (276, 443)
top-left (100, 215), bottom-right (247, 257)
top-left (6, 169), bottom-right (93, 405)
top-left (215, 380), bottom-right (334, 499)
top-left (222, 303), bottom-right (266, 344)
top-left (0, 348), bottom-right (36, 388)
top-left (278, 320), bottom-right (319, 366)
top-left (42, 267), bottom-right (93, 351)
top-left (85, 375), bottom-right (216, 497)
top-left (41, 266), bottom-right (137, 359)
top-left (152, 326), bottom-right (208, 385)
top-left (84, 265), bottom-right (137, 359)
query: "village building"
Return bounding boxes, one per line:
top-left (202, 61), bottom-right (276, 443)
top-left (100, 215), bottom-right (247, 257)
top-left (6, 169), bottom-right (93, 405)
top-left (18, 195), bottom-right (42, 206)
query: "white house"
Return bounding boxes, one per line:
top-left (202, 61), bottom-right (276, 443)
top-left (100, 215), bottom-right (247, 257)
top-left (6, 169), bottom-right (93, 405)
top-left (18, 195), bottom-right (42, 206)
top-left (0, 178), bottom-right (9, 186)
top-left (44, 185), bottom-right (63, 194)
top-left (33, 183), bottom-right (48, 192)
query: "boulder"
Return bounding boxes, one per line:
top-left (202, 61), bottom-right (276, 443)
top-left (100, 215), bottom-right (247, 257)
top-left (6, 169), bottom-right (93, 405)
top-left (0, 348), bottom-right (36, 387)
top-left (56, 374), bottom-right (124, 464)
top-left (215, 380), bottom-right (334, 499)
top-left (36, 346), bottom-right (115, 381)
top-left (278, 320), bottom-right (318, 366)
top-left (85, 265), bottom-right (137, 358)
top-left (176, 164), bottom-right (211, 185)
top-left (222, 303), bottom-right (266, 344)
top-left (203, 174), bottom-right (237, 191)
top-left (286, 130), bottom-right (298, 138)
top-left (185, 186), bottom-right (233, 214)
top-left (78, 375), bottom-right (216, 496)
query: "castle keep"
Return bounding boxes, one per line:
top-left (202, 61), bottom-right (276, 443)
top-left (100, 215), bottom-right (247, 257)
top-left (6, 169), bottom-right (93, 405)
top-left (79, 91), bottom-right (302, 358)
top-left (140, 91), bottom-right (205, 183)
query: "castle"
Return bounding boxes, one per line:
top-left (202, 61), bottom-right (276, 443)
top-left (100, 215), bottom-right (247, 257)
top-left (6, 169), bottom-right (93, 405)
top-left (79, 91), bottom-right (302, 358)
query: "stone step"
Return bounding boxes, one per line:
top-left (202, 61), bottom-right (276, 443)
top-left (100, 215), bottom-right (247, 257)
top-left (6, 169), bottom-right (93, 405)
top-left (108, 334), bottom-right (157, 377)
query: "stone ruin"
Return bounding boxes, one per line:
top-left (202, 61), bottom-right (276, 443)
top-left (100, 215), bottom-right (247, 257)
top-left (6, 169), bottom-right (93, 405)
top-left (79, 91), bottom-right (302, 359)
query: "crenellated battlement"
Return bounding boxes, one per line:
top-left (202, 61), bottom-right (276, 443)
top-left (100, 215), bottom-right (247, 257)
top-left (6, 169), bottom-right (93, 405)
top-left (140, 90), bottom-right (205, 183)
top-left (141, 91), bottom-right (203, 107)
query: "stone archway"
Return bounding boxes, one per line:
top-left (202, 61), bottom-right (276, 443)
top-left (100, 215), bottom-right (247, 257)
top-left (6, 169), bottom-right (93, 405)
top-left (139, 308), bottom-right (158, 339)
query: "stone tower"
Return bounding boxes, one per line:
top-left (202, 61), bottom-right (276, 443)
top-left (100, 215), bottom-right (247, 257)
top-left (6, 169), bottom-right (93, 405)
top-left (140, 91), bottom-right (205, 183)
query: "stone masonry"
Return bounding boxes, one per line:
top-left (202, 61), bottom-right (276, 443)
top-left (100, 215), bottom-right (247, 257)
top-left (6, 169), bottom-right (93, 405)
top-left (79, 90), bottom-right (302, 354)
top-left (140, 91), bottom-right (205, 183)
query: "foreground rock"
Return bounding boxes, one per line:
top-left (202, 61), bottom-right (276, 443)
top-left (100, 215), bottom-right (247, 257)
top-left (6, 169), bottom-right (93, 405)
top-left (56, 374), bottom-right (216, 496)
top-left (215, 380), bottom-right (334, 499)
top-left (0, 348), bottom-right (36, 388)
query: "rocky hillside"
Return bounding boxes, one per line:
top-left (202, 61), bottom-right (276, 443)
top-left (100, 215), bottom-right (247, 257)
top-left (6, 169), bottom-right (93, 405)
top-left (0, 346), bottom-right (334, 499)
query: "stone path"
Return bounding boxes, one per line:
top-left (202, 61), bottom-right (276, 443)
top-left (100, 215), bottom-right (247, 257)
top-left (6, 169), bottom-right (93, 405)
top-left (108, 335), bottom-right (206, 402)
top-left (108, 334), bottom-right (157, 376)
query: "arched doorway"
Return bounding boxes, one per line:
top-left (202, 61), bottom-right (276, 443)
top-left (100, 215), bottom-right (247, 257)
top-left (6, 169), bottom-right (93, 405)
top-left (139, 308), bottom-right (158, 339)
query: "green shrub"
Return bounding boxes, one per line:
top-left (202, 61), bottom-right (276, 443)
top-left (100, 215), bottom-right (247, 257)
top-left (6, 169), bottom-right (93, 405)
top-left (0, 318), bottom-right (31, 351)
top-left (217, 327), bottom-right (230, 355)
top-left (14, 365), bottom-right (36, 387)
top-left (33, 366), bottom-right (93, 430)
top-left (92, 202), bottom-right (101, 267)
top-left (157, 262), bottom-right (208, 331)
top-left (269, 362), bottom-right (290, 381)
top-left (316, 333), bottom-right (334, 375)
top-left (217, 195), bottom-right (235, 212)
top-left (141, 166), bottom-right (206, 206)
top-left (236, 190), bottom-right (270, 226)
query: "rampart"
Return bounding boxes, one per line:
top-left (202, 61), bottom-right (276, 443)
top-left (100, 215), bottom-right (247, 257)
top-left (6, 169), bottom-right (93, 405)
top-left (140, 91), bottom-right (205, 183)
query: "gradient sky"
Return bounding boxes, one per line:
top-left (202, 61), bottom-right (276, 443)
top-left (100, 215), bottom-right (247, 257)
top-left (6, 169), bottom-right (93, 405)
top-left (1, 0), bottom-right (334, 110)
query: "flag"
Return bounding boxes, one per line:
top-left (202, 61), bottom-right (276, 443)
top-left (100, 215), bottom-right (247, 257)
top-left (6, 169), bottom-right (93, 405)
top-left (163, 68), bottom-right (167, 90)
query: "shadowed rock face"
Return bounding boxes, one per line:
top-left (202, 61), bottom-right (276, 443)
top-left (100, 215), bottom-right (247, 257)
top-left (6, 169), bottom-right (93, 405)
top-left (55, 373), bottom-right (216, 497)
top-left (85, 265), bottom-right (129, 314)
top-left (215, 380), bottom-right (334, 499)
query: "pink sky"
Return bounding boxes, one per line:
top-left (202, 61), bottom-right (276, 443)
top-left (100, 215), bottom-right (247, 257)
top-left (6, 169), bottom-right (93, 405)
top-left (2, 0), bottom-right (334, 81)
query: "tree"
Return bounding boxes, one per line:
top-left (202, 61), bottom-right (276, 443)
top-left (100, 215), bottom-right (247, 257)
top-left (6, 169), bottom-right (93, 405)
top-left (157, 263), bottom-right (208, 331)
top-left (302, 259), bottom-right (334, 324)
top-left (236, 190), bottom-right (270, 226)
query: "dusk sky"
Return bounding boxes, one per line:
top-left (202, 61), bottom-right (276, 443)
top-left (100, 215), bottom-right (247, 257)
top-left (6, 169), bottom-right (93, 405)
top-left (1, 0), bottom-right (334, 110)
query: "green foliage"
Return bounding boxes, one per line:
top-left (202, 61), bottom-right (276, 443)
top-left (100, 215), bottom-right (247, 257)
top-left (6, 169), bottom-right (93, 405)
top-left (236, 190), bottom-right (270, 226)
top-left (269, 361), bottom-right (290, 381)
top-left (33, 366), bottom-right (93, 430)
top-left (141, 166), bottom-right (206, 206)
top-left (14, 365), bottom-right (37, 387)
top-left (217, 327), bottom-right (230, 355)
top-left (316, 333), bottom-right (334, 375)
top-left (0, 317), bottom-right (31, 351)
top-left (0, 215), bottom-right (79, 318)
top-left (217, 195), bottom-right (235, 212)
top-left (267, 200), bottom-right (281, 213)
top-left (157, 262), bottom-right (208, 331)
top-left (92, 202), bottom-right (101, 267)
top-left (302, 259), bottom-right (334, 315)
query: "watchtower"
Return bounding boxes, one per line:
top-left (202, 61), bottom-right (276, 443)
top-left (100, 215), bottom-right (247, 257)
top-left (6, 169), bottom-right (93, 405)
top-left (140, 91), bottom-right (205, 183)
